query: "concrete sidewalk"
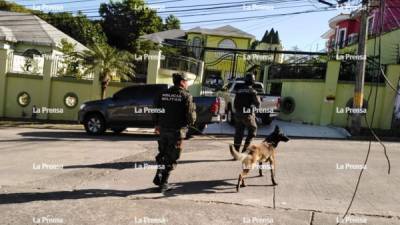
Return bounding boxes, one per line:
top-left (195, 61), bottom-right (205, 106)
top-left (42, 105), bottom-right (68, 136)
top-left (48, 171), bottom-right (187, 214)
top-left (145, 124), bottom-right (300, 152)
top-left (205, 120), bottom-right (351, 139)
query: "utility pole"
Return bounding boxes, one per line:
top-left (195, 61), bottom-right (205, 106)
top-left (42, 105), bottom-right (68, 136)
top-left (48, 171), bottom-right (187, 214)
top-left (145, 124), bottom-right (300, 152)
top-left (351, 0), bottom-right (370, 134)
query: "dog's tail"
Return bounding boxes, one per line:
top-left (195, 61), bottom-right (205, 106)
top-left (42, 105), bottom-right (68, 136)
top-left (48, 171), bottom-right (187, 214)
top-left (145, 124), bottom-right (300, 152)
top-left (229, 144), bottom-right (247, 161)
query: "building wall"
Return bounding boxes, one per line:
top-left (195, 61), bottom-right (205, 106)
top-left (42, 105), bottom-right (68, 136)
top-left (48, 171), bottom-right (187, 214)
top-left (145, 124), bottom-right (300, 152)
top-left (187, 33), bottom-right (252, 81)
top-left (0, 48), bottom-right (136, 121)
top-left (279, 80), bottom-right (325, 125)
top-left (146, 50), bottom-right (204, 96)
top-left (266, 62), bottom-right (400, 129)
top-left (341, 29), bottom-right (400, 64)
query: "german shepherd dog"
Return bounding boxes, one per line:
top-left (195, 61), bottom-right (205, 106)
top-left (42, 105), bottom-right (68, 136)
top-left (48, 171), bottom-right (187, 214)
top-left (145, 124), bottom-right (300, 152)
top-left (229, 125), bottom-right (289, 192)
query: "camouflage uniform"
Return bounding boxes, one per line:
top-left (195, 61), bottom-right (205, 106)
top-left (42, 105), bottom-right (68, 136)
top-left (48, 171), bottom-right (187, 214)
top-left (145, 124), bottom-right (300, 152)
top-left (233, 77), bottom-right (260, 152)
top-left (153, 84), bottom-right (196, 190)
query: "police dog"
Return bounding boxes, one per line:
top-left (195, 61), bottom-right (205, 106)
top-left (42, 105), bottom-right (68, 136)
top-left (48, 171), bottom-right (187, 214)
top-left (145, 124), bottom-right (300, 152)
top-left (229, 125), bottom-right (289, 192)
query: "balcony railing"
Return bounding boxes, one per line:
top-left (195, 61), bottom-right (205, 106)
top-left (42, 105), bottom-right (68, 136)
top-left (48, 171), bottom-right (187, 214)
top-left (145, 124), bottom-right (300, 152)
top-left (268, 63), bottom-right (327, 80)
top-left (161, 55), bottom-right (202, 75)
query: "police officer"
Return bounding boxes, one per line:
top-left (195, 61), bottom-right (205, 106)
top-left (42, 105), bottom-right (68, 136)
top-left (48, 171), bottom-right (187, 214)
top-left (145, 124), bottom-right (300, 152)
top-left (233, 73), bottom-right (261, 153)
top-left (152, 73), bottom-right (196, 193)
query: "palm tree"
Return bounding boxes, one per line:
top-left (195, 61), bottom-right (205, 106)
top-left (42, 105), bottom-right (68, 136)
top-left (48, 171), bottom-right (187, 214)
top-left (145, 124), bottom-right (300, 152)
top-left (79, 43), bottom-right (135, 99)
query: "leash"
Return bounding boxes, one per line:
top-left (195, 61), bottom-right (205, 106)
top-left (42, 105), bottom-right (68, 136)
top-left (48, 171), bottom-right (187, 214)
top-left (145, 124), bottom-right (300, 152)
top-left (188, 125), bottom-right (246, 147)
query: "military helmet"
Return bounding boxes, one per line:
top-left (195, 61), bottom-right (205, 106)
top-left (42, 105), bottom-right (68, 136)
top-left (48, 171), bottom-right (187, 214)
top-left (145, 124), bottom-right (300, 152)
top-left (244, 73), bottom-right (255, 85)
top-left (173, 73), bottom-right (189, 84)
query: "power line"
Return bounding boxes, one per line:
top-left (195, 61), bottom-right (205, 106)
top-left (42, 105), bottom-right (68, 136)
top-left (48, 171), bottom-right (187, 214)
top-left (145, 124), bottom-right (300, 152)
top-left (337, 0), bottom-right (391, 224)
top-left (0, 7), bottom-right (335, 26)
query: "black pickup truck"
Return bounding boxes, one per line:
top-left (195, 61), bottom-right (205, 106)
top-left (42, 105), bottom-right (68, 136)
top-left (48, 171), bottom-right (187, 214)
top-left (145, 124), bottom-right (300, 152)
top-left (78, 84), bottom-right (225, 135)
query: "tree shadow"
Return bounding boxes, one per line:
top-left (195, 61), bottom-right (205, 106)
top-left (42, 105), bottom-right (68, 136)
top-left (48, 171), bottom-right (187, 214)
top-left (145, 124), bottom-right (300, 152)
top-left (0, 131), bottom-right (158, 142)
top-left (64, 159), bottom-right (233, 170)
top-left (0, 176), bottom-right (274, 205)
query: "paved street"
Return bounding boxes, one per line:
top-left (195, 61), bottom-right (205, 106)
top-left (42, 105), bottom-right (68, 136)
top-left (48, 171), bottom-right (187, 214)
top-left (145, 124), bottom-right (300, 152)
top-left (0, 127), bottom-right (399, 225)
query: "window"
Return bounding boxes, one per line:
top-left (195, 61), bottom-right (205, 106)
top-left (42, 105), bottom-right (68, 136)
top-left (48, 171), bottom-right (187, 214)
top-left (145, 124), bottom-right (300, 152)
top-left (336, 28), bottom-right (347, 48)
top-left (347, 33), bottom-right (359, 45)
top-left (233, 83), bottom-right (264, 94)
top-left (17, 92), bottom-right (31, 107)
top-left (22, 49), bottom-right (42, 58)
top-left (368, 16), bottom-right (374, 35)
top-left (64, 92), bottom-right (78, 108)
top-left (218, 39), bottom-right (236, 49)
top-left (192, 37), bottom-right (202, 59)
top-left (114, 87), bottom-right (138, 100)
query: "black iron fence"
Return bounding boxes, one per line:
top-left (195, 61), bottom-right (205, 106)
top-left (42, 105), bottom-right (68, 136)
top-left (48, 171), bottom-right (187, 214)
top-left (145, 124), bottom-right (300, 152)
top-left (268, 63), bottom-right (327, 80)
top-left (339, 60), bottom-right (385, 83)
top-left (161, 55), bottom-right (202, 75)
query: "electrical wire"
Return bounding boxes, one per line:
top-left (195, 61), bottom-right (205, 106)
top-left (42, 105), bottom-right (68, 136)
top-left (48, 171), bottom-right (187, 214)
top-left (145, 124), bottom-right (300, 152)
top-left (336, 0), bottom-right (391, 223)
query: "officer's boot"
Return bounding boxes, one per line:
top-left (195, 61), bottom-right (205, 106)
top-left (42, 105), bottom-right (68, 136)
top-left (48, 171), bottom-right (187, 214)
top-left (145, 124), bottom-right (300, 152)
top-left (159, 171), bottom-right (171, 193)
top-left (231, 144), bottom-right (241, 160)
top-left (152, 168), bottom-right (163, 186)
top-left (241, 143), bottom-right (250, 153)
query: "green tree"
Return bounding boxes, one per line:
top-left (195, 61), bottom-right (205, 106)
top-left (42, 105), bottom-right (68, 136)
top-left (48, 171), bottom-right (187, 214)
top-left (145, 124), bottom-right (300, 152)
top-left (39, 12), bottom-right (107, 46)
top-left (0, 1), bottom-right (106, 47)
top-left (0, 0), bottom-right (33, 13)
top-left (164, 15), bottom-right (180, 30)
top-left (250, 40), bottom-right (260, 50)
top-left (57, 39), bottom-right (83, 78)
top-left (99, 0), bottom-right (163, 52)
top-left (78, 43), bottom-right (136, 99)
top-left (261, 28), bottom-right (280, 44)
top-left (261, 30), bottom-right (269, 43)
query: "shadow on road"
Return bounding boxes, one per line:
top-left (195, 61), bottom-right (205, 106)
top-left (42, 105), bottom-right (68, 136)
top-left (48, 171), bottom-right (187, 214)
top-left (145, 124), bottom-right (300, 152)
top-left (0, 176), bottom-right (274, 204)
top-left (64, 159), bottom-right (233, 170)
top-left (0, 131), bottom-right (158, 142)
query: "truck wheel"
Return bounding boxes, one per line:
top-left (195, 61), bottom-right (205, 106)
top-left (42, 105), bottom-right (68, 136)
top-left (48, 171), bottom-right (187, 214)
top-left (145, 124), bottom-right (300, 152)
top-left (111, 127), bottom-right (126, 134)
top-left (227, 108), bottom-right (235, 126)
top-left (84, 113), bottom-right (106, 135)
top-left (262, 114), bottom-right (273, 125)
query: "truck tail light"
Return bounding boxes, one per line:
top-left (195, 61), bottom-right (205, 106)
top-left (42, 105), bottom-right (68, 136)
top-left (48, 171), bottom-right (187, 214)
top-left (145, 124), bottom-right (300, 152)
top-left (211, 98), bottom-right (220, 114)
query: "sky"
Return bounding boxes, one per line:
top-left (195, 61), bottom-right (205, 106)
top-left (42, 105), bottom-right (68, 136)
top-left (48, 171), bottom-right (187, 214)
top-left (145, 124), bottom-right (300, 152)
top-left (12, 0), bottom-right (359, 51)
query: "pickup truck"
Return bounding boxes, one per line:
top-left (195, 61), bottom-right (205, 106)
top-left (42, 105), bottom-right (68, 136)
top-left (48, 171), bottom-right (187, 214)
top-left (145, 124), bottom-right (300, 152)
top-left (218, 79), bottom-right (280, 125)
top-left (78, 84), bottom-right (225, 135)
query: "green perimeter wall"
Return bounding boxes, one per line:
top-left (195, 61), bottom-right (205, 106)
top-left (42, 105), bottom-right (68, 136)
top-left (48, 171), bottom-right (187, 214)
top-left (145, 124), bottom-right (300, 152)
top-left (0, 48), bottom-right (135, 121)
top-left (267, 62), bottom-right (400, 129)
top-left (3, 74), bottom-right (134, 121)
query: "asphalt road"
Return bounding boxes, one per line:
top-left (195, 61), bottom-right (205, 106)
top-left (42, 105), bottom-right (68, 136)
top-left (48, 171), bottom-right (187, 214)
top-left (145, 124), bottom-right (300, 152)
top-left (0, 127), bottom-right (399, 225)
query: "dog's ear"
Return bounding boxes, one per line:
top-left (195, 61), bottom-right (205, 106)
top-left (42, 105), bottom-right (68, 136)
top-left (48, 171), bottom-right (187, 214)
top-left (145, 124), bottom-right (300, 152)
top-left (274, 125), bottom-right (280, 132)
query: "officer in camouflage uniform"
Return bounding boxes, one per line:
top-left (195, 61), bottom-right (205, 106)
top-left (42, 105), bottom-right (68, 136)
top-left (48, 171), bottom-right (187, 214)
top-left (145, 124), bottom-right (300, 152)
top-left (152, 73), bottom-right (196, 193)
top-left (233, 73), bottom-right (261, 153)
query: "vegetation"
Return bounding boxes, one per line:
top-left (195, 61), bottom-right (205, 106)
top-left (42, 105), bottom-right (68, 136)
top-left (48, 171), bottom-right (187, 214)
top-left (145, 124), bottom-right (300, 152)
top-left (77, 43), bottom-right (135, 99)
top-left (0, 0), bottom-right (181, 53)
top-left (261, 28), bottom-right (280, 44)
top-left (39, 12), bottom-right (107, 46)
